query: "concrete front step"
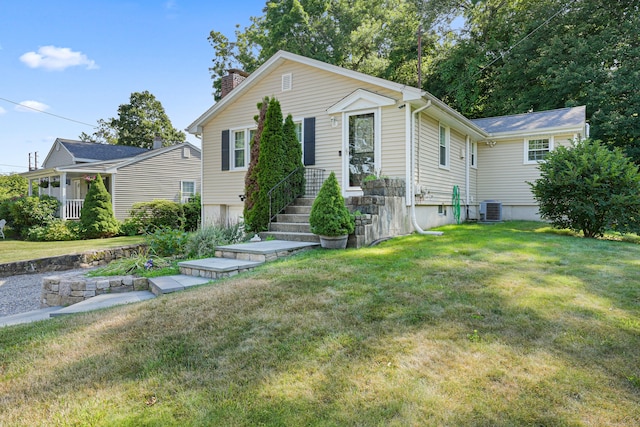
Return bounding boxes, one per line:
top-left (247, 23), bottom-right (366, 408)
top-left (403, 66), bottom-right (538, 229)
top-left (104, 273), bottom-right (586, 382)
top-left (269, 222), bottom-right (312, 233)
top-left (284, 205), bottom-right (312, 215)
top-left (50, 291), bottom-right (156, 316)
top-left (292, 197), bottom-right (315, 206)
top-left (178, 257), bottom-right (263, 281)
top-left (258, 231), bottom-right (320, 243)
top-left (276, 213), bottom-right (312, 223)
top-left (216, 239), bottom-right (320, 261)
top-left (148, 274), bottom-right (212, 296)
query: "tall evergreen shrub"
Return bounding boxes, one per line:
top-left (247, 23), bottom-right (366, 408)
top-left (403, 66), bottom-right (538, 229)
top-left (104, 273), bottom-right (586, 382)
top-left (244, 97), bottom-right (269, 232)
top-left (80, 174), bottom-right (120, 238)
top-left (283, 114), bottom-right (305, 197)
top-left (252, 97), bottom-right (285, 232)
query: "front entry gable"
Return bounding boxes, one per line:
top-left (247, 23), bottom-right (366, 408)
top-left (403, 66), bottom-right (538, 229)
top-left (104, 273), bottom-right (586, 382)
top-left (327, 89), bottom-right (397, 114)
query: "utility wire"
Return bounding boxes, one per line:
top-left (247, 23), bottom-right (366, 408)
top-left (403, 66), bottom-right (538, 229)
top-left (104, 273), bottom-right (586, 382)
top-left (0, 96), bottom-right (96, 128)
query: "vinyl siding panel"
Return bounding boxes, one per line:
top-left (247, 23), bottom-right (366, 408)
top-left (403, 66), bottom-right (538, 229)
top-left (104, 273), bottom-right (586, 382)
top-left (200, 60), bottom-right (408, 219)
top-left (414, 113), bottom-right (471, 206)
top-left (477, 133), bottom-right (576, 205)
top-left (111, 147), bottom-right (201, 220)
top-left (43, 144), bottom-right (74, 168)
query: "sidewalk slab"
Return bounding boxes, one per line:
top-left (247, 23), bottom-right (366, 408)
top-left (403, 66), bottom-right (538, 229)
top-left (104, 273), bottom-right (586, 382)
top-left (0, 307), bottom-right (62, 327)
top-left (50, 291), bottom-right (155, 317)
top-left (178, 257), bottom-right (263, 272)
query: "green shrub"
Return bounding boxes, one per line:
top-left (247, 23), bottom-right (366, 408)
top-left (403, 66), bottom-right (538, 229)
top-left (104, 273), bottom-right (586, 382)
top-left (80, 174), bottom-right (120, 238)
top-left (309, 171), bottom-right (354, 236)
top-left (186, 221), bottom-right (245, 258)
top-left (530, 139), bottom-right (640, 238)
top-left (183, 193), bottom-right (201, 232)
top-left (25, 219), bottom-right (80, 241)
top-left (129, 199), bottom-right (185, 232)
top-left (146, 227), bottom-right (189, 257)
top-left (8, 195), bottom-right (60, 237)
top-left (120, 217), bottom-right (143, 236)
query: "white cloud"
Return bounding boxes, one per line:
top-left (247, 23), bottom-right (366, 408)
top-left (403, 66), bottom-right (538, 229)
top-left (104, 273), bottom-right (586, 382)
top-left (20, 45), bottom-right (98, 71)
top-left (15, 100), bottom-right (50, 113)
top-left (0, 106), bottom-right (6, 115)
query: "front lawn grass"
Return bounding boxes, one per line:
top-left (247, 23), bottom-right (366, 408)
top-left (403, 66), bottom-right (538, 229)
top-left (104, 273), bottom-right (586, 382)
top-left (1, 221), bottom-right (638, 426)
top-left (0, 236), bottom-right (146, 264)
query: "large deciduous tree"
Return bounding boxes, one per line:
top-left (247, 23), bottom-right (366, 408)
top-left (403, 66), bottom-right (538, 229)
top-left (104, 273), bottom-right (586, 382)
top-left (425, 0), bottom-right (640, 162)
top-left (208, 0), bottom-right (433, 99)
top-left (80, 91), bottom-right (186, 149)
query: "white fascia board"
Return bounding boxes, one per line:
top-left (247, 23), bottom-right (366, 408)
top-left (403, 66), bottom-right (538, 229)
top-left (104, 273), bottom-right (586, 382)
top-left (486, 125), bottom-right (587, 140)
top-left (327, 89), bottom-right (396, 114)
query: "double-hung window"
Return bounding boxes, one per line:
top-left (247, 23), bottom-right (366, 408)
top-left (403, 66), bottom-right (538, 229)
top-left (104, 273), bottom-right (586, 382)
top-left (439, 124), bottom-right (450, 168)
top-left (231, 128), bottom-right (256, 169)
top-left (525, 137), bottom-right (553, 163)
top-left (181, 180), bottom-right (195, 204)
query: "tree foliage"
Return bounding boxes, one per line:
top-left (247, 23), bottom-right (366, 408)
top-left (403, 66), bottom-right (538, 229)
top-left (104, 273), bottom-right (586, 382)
top-left (80, 174), bottom-right (120, 238)
top-left (424, 0), bottom-right (640, 161)
top-left (529, 139), bottom-right (640, 238)
top-left (0, 174), bottom-right (28, 202)
top-left (208, 0), bottom-right (435, 99)
top-left (80, 91), bottom-right (186, 148)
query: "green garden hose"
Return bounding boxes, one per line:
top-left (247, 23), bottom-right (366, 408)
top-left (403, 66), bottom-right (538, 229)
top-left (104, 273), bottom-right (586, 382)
top-left (452, 185), bottom-right (461, 224)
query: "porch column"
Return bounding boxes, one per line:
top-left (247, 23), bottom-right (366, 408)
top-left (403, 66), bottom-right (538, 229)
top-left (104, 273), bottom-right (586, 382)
top-left (60, 172), bottom-right (68, 220)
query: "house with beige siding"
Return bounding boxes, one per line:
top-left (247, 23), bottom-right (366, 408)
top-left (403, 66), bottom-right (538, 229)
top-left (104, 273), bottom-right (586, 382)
top-left (22, 139), bottom-right (201, 221)
top-left (188, 50), bottom-right (587, 236)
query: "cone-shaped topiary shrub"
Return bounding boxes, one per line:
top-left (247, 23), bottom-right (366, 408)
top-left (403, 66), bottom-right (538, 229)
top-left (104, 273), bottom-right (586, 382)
top-left (309, 171), bottom-right (354, 236)
top-left (80, 174), bottom-right (120, 238)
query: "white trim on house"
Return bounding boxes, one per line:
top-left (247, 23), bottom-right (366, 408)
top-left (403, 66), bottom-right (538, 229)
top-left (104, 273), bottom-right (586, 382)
top-left (524, 136), bottom-right (555, 164)
top-left (327, 89), bottom-right (396, 114)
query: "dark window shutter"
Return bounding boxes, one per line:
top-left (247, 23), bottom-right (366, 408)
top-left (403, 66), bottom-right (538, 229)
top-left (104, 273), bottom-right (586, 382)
top-left (303, 117), bottom-right (315, 166)
top-left (221, 130), bottom-right (230, 171)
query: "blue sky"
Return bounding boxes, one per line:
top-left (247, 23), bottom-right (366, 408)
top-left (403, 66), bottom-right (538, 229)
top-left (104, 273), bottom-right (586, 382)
top-left (0, 0), bottom-right (267, 174)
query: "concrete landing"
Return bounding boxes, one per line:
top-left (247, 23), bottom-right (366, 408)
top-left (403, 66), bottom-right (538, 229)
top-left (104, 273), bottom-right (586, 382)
top-left (215, 240), bottom-right (319, 262)
top-left (50, 291), bottom-right (156, 317)
top-left (0, 307), bottom-right (62, 327)
top-left (148, 274), bottom-right (211, 296)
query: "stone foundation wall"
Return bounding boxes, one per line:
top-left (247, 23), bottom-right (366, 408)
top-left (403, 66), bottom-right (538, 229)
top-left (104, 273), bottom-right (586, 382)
top-left (346, 178), bottom-right (412, 248)
top-left (0, 244), bottom-right (147, 278)
top-left (41, 272), bottom-right (149, 308)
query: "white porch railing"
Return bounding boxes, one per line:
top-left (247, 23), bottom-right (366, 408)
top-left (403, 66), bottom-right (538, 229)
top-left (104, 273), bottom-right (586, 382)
top-left (64, 199), bottom-right (84, 220)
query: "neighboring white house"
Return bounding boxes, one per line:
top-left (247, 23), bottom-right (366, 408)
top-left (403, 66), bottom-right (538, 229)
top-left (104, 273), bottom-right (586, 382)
top-left (22, 139), bottom-right (202, 220)
top-left (187, 50), bottom-right (587, 231)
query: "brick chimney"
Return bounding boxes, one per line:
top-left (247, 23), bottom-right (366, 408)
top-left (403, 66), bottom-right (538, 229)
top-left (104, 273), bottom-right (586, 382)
top-left (220, 68), bottom-right (249, 98)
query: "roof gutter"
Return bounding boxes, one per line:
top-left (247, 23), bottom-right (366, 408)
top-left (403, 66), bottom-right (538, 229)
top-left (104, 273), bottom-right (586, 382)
top-left (409, 100), bottom-right (443, 236)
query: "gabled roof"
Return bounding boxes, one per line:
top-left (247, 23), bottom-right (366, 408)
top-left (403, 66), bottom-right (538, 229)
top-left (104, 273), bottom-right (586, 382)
top-left (57, 142), bottom-right (201, 174)
top-left (58, 139), bottom-right (150, 162)
top-left (471, 106), bottom-right (586, 136)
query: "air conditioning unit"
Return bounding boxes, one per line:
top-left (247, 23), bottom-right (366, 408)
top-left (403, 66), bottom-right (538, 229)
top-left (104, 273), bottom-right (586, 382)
top-left (479, 200), bottom-right (502, 222)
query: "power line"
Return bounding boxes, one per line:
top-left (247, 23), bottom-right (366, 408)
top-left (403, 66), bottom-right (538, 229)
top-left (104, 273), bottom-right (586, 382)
top-left (0, 96), bottom-right (96, 128)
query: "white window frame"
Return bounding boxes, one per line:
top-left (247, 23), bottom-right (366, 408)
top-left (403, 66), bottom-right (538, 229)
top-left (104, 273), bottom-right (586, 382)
top-left (470, 141), bottom-right (478, 169)
top-left (524, 136), bottom-right (554, 164)
top-left (292, 117), bottom-right (305, 161)
top-left (230, 126), bottom-right (255, 170)
top-left (439, 123), bottom-right (450, 169)
top-left (180, 180), bottom-right (196, 204)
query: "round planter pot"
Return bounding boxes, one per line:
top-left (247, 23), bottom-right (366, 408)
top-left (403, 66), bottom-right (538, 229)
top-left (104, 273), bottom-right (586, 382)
top-left (319, 234), bottom-right (349, 249)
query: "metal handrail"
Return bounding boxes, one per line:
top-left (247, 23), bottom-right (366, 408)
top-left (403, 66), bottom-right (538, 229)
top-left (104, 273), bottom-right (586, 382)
top-left (268, 167), bottom-right (306, 222)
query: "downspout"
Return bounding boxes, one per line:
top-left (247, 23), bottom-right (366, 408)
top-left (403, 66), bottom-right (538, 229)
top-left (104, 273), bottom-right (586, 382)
top-left (465, 135), bottom-right (470, 220)
top-left (409, 100), bottom-right (443, 236)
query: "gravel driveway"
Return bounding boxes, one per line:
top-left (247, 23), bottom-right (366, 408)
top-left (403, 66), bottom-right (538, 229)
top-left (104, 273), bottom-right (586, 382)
top-left (0, 269), bottom-right (94, 317)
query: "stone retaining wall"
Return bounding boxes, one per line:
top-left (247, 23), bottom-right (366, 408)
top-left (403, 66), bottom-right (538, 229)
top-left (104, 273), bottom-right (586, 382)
top-left (0, 244), bottom-right (147, 278)
top-left (346, 178), bottom-right (412, 248)
top-left (41, 273), bottom-right (149, 308)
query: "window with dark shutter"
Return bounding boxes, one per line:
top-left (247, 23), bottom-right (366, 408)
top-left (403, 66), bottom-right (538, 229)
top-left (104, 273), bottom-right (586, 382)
top-left (303, 117), bottom-right (315, 166)
top-left (221, 130), bottom-right (230, 171)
